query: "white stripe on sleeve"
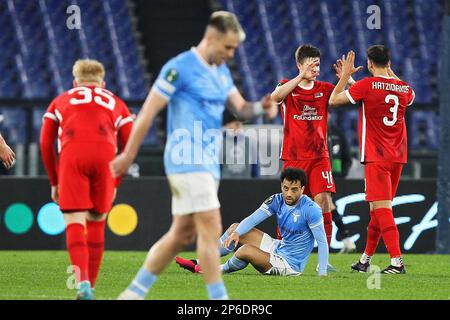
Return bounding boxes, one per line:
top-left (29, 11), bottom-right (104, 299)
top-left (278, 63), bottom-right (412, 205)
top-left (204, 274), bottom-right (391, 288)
top-left (118, 116), bottom-right (133, 128)
top-left (345, 89), bottom-right (356, 104)
top-left (309, 219), bottom-right (324, 229)
top-left (114, 116), bottom-right (123, 128)
top-left (43, 112), bottom-right (58, 122)
top-left (152, 86), bottom-right (170, 101)
top-left (259, 205), bottom-right (273, 217)
top-left (156, 79), bottom-right (176, 94)
top-left (361, 102), bottom-right (367, 162)
top-left (407, 89), bottom-right (415, 106)
top-left (227, 86), bottom-right (238, 98)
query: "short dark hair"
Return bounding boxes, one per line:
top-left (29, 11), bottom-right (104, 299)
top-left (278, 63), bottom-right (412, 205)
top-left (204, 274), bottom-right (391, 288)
top-left (280, 167), bottom-right (307, 187)
top-left (367, 45), bottom-right (390, 67)
top-left (295, 44), bottom-right (321, 64)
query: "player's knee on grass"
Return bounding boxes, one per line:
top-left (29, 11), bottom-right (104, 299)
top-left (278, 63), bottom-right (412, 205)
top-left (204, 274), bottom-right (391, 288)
top-left (234, 244), bottom-right (255, 261)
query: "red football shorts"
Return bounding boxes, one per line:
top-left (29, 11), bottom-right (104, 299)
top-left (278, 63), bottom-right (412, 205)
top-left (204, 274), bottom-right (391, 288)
top-left (283, 158), bottom-right (336, 197)
top-left (364, 161), bottom-right (403, 202)
top-left (58, 142), bottom-right (116, 213)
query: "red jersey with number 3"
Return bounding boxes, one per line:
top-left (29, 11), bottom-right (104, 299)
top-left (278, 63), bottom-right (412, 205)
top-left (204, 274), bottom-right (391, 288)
top-left (345, 76), bottom-right (415, 164)
top-left (43, 86), bottom-right (133, 152)
top-left (278, 80), bottom-right (335, 160)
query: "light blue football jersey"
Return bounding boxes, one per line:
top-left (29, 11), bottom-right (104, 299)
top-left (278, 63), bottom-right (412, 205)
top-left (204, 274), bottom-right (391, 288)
top-left (260, 194), bottom-right (324, 272)
top-left (153, 47), bottom-right (237, 180)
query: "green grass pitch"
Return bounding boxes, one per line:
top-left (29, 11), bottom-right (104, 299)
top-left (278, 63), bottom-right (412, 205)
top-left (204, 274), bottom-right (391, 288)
top-left (0, 251), bottom-right (449, 300)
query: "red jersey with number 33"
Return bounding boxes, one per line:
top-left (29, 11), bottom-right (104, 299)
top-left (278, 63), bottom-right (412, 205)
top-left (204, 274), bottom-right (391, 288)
top-left (345, 76), bottom-right (415, 164)
top-left (43, 86), bottom-right (133, 152)
top-left (278, 80), bottom-right (335, 160)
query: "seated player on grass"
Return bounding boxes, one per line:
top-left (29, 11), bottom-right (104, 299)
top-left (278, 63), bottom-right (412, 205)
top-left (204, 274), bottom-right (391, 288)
top-left (176, 167), bottom-right (329, 276)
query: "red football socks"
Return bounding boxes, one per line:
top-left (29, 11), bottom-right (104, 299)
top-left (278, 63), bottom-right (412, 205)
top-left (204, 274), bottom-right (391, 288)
top-left (364, 210), bottom-right (381, 256)
top-left (86, 220), bottom-right (106, 288)
top-left (374, 208), bottom-right (402, 258)
top-left (323, 212), bottom-right (333, 247)
top-left (65, 223), bottom-right (89, 283)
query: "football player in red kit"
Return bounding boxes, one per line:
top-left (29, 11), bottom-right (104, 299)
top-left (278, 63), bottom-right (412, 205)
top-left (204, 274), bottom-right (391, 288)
top-left (40, 59), bottom-right (133, 299)
top-left (329, 46), bottom-right (415, 274)
top-left (271, 45), bottom-right (358, 265)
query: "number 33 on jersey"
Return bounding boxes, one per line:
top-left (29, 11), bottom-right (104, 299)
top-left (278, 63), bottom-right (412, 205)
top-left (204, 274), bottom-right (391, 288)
top-left (344, 76), bottom-right (415, 164)
top-left (44, 86), bottom-right (133, 152)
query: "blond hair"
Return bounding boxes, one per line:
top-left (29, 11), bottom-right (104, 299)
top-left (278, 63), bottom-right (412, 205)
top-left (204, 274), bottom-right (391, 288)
top-left (72, 59), bottom-right (105, 84)
top-left (207, 11), bottom-right (246, 42)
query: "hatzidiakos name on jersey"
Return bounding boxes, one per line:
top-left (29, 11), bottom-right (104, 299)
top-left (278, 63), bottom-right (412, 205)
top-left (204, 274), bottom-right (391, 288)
top-left (372, 82), bottom-right (410, 93)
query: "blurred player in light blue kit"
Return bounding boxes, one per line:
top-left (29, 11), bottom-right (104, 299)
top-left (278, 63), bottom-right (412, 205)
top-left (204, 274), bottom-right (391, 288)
top-left (176, 168), bottom-right (329, 276)
top-left (110, 11), bottom-right (276, 300)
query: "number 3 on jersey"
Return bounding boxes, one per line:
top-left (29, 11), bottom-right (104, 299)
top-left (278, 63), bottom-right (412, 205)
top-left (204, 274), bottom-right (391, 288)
top-left (68, 87), bottom-right (116, 111)
top-left (383, 94), bottom-right (399, 126)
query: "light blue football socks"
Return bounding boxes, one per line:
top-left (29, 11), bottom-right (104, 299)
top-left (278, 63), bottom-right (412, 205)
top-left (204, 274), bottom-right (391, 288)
top-left (206, 281), bottom-right (228, 300)
top-left (128, 267), bottom-right (157, 298)
top-left (221, 255), bottom-right (248, 273)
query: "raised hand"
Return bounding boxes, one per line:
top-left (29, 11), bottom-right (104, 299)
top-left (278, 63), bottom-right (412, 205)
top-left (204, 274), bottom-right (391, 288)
top-left (333, 55), bottom-right (345, 79)
top-left (342, 51), bottom-right (364, 76)
top-left (300, 57), bottom-right (320, 80)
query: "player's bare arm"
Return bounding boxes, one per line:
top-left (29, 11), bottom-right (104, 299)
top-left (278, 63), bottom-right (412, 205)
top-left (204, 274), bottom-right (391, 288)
top-left (51, 185), bottom-right (59, 204)
top-left (0, 133), bottom-right (16, 169)
top-left (110, 90), bottom-right (167, 178)
top-left (40, 117), bottom-right (59, 203)
top-left (329, 51), bottom-right (363, 106)
top-left (270, 57), bottom-right (319, 103)
top-left (227, 90), bottom-right (278, 120)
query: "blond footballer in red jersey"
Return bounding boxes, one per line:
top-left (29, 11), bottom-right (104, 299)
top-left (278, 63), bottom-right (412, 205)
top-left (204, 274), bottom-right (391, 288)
top-left (329, 46), bottom-right (415, 274)
top-left (40, 60), bottom-right (133, 298)
top-left (271, 45), bottom-right (357, 255)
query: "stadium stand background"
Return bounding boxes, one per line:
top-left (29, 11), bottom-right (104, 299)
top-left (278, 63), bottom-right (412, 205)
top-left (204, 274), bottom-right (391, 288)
top-left (0, 0), bottom-right (443, 178)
